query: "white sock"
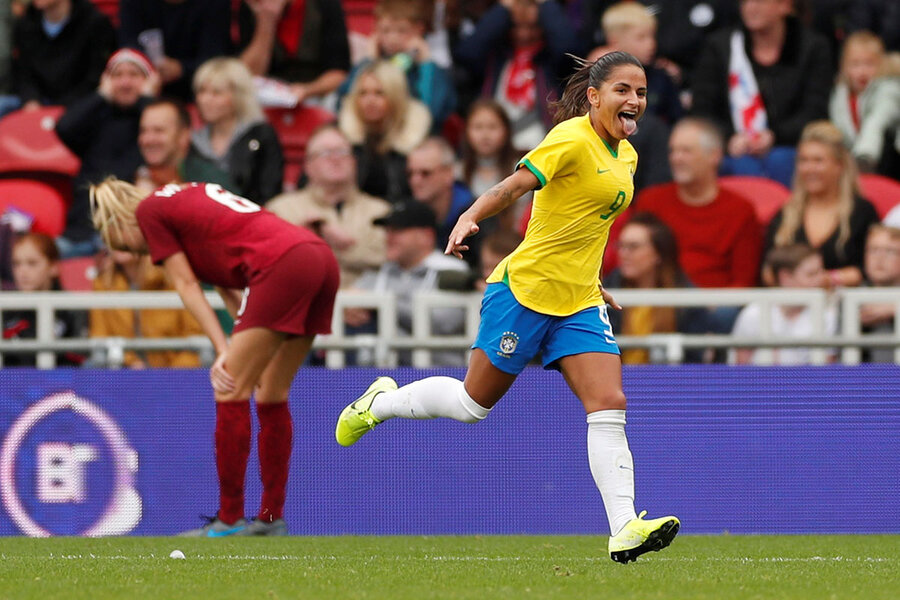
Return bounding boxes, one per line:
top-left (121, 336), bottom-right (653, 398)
top-left (370, 376), bottom-right (490, 423)
top-left (587, 410), bottom-right (637, 535)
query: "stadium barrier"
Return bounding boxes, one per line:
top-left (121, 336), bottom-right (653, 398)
top-left (2, 288), bottom-right (900, 367)
top-left (0, 366), bottom-right (898, 536)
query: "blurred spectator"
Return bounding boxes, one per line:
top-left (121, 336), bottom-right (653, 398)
top-left (860, 224), bottom-right (900, 362)
top-left (604, 213), bottom-right (709, 364)
top-left (443, 0), bottom-right (500, 113)
top-left (89, 250), bottom-right (202, 368)
top-left (119, 0), bottom-right (231, 102)
top-left (583, 0), bottom-right (740, 87)
top-left (475, 228), bottom-right (523, 293)
top-left (407, 136), bottom-right (479, 268)
top-left (267, 125), bottom-right (390, 288)
top-left (56, 49), bottom-right (160, 258)
top-left (691, 0), bottom-right (833, 187)
top-left (597, 2), bottom-right (682, 124)
top-left (191, 57), bottom-right (284, 206)
top-left (829, 31), bottom-right (900, 176)
top-left (635, 117), bottom-right (762, 289)
top-left (237, 0), bottom-right (351, 106)
top-left (0, 0), bottom-right (10, 112)
top-left (764, 121), bottom-right (879, 288)
top-left (454, 0), bottom-right (582, 151)
top-left (135, 98), bottom-right (235, 192)
top-left (338, 60), bottom-right (430, 200)
top-left (338, 0), bottom-right (455, 130)
top-left (846, 0), bottom-right (900, 52)
top-left (2, 233), bottom-right (85, 366)
top-left (345, 199), bottom-right (470, 366)
top-left (457, 99), bottom-right (524, 233)
top-left (732, 243), bottom-right (837, 365)
top-left (6, 0), bottom-right (115, 114)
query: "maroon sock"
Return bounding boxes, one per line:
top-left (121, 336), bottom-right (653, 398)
top-left (215, 400), bottom-right (251, 524)
top-left (256, 402), bottom-right (293, 522)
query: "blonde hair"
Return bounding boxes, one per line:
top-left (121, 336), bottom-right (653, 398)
top-left (341, 60), bottom-right (422, 154)
top-left (193, 57), bottom-right (264, 124)
top-left (775, 121), bottom-right (860, 258)
top-left (601, 2), bottom-right (656, 38)
top-left (90, 177), bottom-right (146, 251)
top-left (838, 31), bottom-right (887, 82)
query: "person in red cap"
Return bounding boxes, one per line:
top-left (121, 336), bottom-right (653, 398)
top-left (54, 47), bottom-right (161, 258)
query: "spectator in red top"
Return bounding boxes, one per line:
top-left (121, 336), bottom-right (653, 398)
top-left (90, 178), bottom-right (339, 537)
top-left (635, 117), bottom-right (762, 290)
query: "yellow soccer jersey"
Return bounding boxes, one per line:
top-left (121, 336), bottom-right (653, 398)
top-left (487, 113), bottom-right (637, 316)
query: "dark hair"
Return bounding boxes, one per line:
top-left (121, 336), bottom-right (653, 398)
top-left (621, 212), bottom-right (683, 289)
top-left (551, 51), bottom-right (644, 124)
top-left (460, 100), bottom-right (519, 186)
top-left (764, 243), bottom-right (819, 275)
top-left (144, 97), bottom-right (192, 130)
top-left (618, 212), bottom-right (684, 333)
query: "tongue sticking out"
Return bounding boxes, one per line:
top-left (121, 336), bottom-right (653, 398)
top-left (621, 115), bottom-right (637, 136)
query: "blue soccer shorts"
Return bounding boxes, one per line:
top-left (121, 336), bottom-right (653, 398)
top-left (472, 282), bottom-right (620, 375)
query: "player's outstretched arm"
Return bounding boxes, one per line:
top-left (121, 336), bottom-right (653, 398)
top-left (445, 167), bottom-right (538, 258)
top-left (163, 253), bottom-right (229, 356)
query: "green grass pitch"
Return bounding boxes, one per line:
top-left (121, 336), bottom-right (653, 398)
top-left (1, 535), bottom-right (897, 599)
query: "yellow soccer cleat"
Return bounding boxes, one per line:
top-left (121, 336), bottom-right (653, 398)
top-left (335, 376), bottom-right (398, 447)
top-left (608, 510), bottom-right (680, 564)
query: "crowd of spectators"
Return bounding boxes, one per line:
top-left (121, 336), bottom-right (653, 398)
top-left (1, 0), bottom-right (899, 367)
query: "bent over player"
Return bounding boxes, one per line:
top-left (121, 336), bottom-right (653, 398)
top-left (336, 52), bottom-right (679, 563)
top-left (91, 179), bottom-right (339, 536)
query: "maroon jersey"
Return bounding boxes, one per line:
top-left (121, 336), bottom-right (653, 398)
top-left (136, 183), bottom-right (324, 289)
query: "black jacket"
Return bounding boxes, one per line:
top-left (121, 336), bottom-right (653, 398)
top-left (56, 92), bottom-right (150, 241)
top-left (690, 17), bottom-right (833, 146)
top-left (118, 0), bottom-right (231, 101)
top-left (12, 0), bottom-right (116, 105)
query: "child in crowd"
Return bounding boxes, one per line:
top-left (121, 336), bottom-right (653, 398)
top-left (732, 244), bottom-right (838, 365)
top-left (829, 31), bottom-right (900, 175)
top-left (339, 0), bottom-right (455, 130)
top-left (2, 233), bottom-right (84, 366)
top-left (595, 2), bottom-right (683, 125)
top-left (860, 224), bottom-right (900, 362)
top-left (475, 228), bottom-right (523, 293)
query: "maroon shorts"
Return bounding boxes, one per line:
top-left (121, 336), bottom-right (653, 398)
top-left (232, 242), bottom-right (339, 336)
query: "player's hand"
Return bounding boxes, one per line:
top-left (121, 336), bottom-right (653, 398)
top-left (600, 286), bottom-right (622, 310)
top-left (445, 214), bottom-right (479, 259)
top-left (211, 352), bottom-right (236, 395)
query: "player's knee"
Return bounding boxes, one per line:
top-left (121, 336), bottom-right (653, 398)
top-left (583, 390), bottom-right (626, 412)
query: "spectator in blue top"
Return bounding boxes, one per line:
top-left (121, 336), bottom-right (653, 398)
top-left (8, 0), bottom-right (116, 112)
top-left (406, 136), bottom-right (480, 269)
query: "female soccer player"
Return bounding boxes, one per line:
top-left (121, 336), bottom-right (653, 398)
top-left (336, 51), bottom-right (679, 563)
top-left (91, 179), bottom-right (339, 537)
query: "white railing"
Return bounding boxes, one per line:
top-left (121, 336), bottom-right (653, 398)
top-left (1, 287), bottom-right (899, 368)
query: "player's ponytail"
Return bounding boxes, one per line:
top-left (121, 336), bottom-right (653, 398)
top-left (552, 51), bottom-right (645, 124)
top-left (90, 176), bottom-right (146, 250)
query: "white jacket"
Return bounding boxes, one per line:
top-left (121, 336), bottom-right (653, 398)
top-left (829, 76), bottom-right (900, 164)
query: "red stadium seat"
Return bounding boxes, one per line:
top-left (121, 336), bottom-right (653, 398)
top-left (0, 178), bottom-right (68, 237)
top-left (58, 256), bottom-right (98, 291)
top-left (0, 107), bottom-right (80, 177)
top-left (264, 105), bottom-right (335, 190)
top-left (718, 175), bottom-right (792, 227)
top-left (858, 173), bottom-right (900, 218)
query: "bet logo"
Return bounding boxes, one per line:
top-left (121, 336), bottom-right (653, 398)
top-left (0, 391), bottom-right (141, 536)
